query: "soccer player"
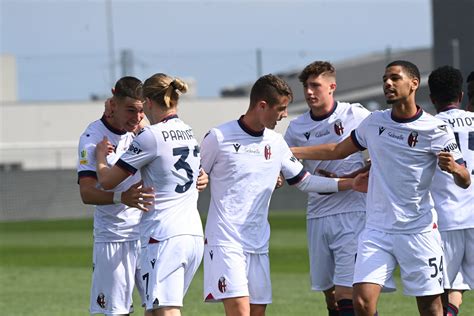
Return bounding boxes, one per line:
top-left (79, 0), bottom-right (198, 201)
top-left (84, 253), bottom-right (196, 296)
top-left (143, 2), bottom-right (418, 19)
top-left (284, 61), bottom-right (370, 316)
top-left (95, 73), bottom-right (204, 316)
top-left (467, 71), bottom-right (474, 112)
top-left (291, 60), bottom-right (471, 316)
top-left (201, 74), bottom-right (367, 316)
top-left (78, 76), bottom-right (153, 315)
top-left (428, 65), bottom-right (474, 316)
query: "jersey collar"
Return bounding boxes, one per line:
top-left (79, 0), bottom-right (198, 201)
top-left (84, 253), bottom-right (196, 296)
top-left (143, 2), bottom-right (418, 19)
top-left (438, 104), bottom-right (459, 113)
top-left (391, 105), bottom-right (423, 123)
top-left (309, 101), bottom-right (337, 121)
top-left (238, 115), bottom-right (264, 137)
top-left (100, 115), bottom-right (126, 135)
top-left (160, 114), bottom-right (178, 123)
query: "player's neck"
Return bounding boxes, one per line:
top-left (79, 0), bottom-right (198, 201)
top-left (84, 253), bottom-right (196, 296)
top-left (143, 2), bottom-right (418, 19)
top-left (310, 100), bottom-right (335, 118)
top-left (103, 115), bottom-right (125, 133)
top-left (391, 99), bottom-right (418, 119)
top-left (436, 102), bottom-right (460, 113)
top-left (241, 113), bottom-right (265, 133)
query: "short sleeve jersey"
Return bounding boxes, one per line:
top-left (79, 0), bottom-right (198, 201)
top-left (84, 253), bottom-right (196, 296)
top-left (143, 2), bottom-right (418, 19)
top-left (351, 107), bottom-right (464, 233)
top-left (201, 117), bottom-right (306, 253)
top-left (116, 115), bottom-right (203, 244)
top-left (431, 108), bottom-right (474, 231)
top-left (77, 117), bottom-right (142, 242)
top-left (284, 101), bottom-right (370, 219)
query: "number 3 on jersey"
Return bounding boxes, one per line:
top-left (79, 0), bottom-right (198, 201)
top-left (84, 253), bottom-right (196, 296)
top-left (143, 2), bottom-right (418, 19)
top-left (173, 145), bottom-right (200, 193)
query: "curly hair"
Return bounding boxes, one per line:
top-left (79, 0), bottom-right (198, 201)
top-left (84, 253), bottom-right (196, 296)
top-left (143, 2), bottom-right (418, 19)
top-left (428, 66), bottom-right (463, 104)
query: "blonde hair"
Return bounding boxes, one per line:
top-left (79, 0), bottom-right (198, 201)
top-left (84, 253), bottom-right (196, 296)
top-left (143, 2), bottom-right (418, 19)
top-left (143, 73), bottom-right (188, 108)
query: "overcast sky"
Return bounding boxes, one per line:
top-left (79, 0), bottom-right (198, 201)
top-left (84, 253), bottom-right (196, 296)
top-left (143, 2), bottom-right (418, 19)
top-left (1, 0), bottom-right (432, 101)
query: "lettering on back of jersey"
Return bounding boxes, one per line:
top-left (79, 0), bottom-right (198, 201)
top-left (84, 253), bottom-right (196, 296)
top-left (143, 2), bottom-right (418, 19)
top-left (233, 143), bottom-right (241, 152)
top-left (127, 143), bottom-right (142, 155)
top-left (334, 119), bottom-right (344, 136)
top-left (447, 117), bottom-right (474, 128)
top-left (304, 132), bottom-right (310, 140)
top-left (161, 129), bottom-right (194, 142)
top-left (379, 126), bottom-right (386, 135)
top-left (408, 131), bottom-right (419, 147)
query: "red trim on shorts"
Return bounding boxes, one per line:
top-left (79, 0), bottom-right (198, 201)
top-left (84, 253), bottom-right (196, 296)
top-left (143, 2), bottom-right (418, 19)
top-left (205, 293), bottom-right (215, 301)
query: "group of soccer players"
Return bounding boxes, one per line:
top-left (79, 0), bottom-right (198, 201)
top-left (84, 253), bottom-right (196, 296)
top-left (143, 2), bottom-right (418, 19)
top-left (77, 62), bottom-right (473, 316)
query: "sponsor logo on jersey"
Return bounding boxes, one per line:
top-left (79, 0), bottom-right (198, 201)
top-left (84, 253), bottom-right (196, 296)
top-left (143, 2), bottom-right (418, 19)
top-left (264, 144), bottom-right (271, 160)
top-left (218, 277), bottom-right (227, 293)
top-left (233, 143), bottom-right (241, 152)
top-left (315, 130), bottom-right (330, 137)
top-left (304, 132), bottom-right (310, 140)
top-left (127, 143), bottom-right (142, 155)
top-left (442, 142), bottom-right (458, 152)
top-left (378, 126), bottom-right (386, 135)
top-left (407, 131), bottom-right (418, 147)
top-left (388, 131), bottom-right (404, 141)
top-left (334, 119), bottom-right (344, 136)
top-left (97, 293), bottom-right (106, 309)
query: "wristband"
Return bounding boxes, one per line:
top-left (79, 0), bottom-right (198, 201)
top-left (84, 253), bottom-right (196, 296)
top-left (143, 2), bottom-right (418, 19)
top-left (113, 191), bottom-right (123, 204)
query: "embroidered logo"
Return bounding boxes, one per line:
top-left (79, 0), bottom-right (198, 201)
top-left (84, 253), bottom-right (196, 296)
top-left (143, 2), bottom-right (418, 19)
top-left (209, 250), bottom-right (214, 260)
top-left (233, 143), bottom-right (241, 152)
top-left (264, 144), bottom-right (271, 160)
top-left (150, 259), bottom-right (156, 269)
top-left (97, 293), bottom-right (106, 309)
top-left (334, 119), bottom-right (344, 136)
top-left (378, 126), bottom-right (386, 135)
top-left (218, 277), bottom-right (227, 293)
top-left (304, 132), bottom-right (310, 140)
top-left (408, 131), bottom-right (419, 147)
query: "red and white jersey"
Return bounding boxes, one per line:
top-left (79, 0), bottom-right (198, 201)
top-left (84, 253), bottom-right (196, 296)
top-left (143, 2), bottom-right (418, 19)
top-left (201, 117), bottom-right (306, 253)
top-left (431, 108), bottom-right (474, 231)
top-left (351, 107), bottom-right (464, 234)
top-left (77, 116), bottom-right (142, 242)
top-left (284, 102), bottom-right (369, 219)
top-left (116, 115), bottom-right (203, 244)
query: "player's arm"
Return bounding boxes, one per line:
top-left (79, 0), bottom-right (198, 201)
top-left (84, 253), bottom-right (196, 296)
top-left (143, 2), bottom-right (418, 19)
top-left (293, 172), bottom-right (366, 193)
top-left (79, 177), bottom-right (153, 211)
top-left (291, 136), bottom-right (359, 160)
top-left (95, 136), bottom-right (132, 190)
top-left (438, 152), bottom-right (471, 189)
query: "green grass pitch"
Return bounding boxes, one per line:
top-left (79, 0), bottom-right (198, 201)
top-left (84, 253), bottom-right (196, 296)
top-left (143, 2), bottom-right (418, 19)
top-left (0, 211), bottom-right (472, 315)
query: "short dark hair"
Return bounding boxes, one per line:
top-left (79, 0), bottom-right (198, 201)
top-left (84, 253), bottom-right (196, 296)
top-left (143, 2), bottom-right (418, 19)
top-left (386, 60), bottom-right (420, 81)
top-left (428, 66), bottom-right (463, 105)
top-left (250, 74), bottom-right (293, 107)
top-left (298, 61), bottom-right (335, 84)
top-left (467, 71), bottom-right (474, 83)
top-left (113, 76), bottom-right (143, 101)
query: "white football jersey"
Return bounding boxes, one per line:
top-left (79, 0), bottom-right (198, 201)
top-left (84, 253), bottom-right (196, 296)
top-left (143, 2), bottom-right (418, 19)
top-left (77, 117), bottom-right (142, 242)
top-left (201, 118), bottom-right (306, 253)
top-left (117, 115), bottom-right (203, 244)
top-left (284, 102), bottom-right (369, 219)
top-left (352, 107), bottom-right (464, 233)
top-left (431, 108), bottom-right (474, 231)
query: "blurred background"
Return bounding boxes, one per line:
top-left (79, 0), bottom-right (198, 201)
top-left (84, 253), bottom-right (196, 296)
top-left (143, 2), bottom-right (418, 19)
top-left (1, 0), bottom-right (473, 221)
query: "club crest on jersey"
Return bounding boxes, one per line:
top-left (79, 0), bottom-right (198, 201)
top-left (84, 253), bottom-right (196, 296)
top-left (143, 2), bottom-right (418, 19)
top-left (218, 277), bottom-right (227, 293)
top-left (233, 143), bottom-right (241, 152)
top-left (379, 126), bottom-right (386, 135)
top-left (334, 119), bottom-right (344, 136)
top-left (97, 293), bottom-right (106, 309)
top-left (264, 144), bottom-right (271, 160)
top-left (408, 131), bottom-right (419, 147)
top-left (304, 132), bottom-right (310, 140)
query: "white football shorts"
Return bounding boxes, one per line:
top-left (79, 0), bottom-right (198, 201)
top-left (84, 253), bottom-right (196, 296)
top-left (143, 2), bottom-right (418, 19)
top-left (307, 211), bottom-right (365, 290)
top-left (354, 227), bottom-right (445, 296)
top-left (441, 228), bottom-right (474, 290)
top-left (90, 240), bottom-right (140, 315)
top-left (204, 245), bottom-right (272, 305)
top-left (141, 235), bottom-right (204, 311)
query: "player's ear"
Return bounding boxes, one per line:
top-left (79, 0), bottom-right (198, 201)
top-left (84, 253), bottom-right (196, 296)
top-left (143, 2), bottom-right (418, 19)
top-left (329, 82), bottom-right (337, 94)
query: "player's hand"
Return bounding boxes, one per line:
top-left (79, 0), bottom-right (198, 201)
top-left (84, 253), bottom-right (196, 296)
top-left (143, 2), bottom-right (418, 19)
top-left (437, 152), bottom-right (459, 173)
top-left (275, 173), bottom-right (285, 189)
top-left (121, 181), bottom-right (154, 212)
top-left (196, 168), bottom-right (209, 192)
top-left (352, 171), bottom-right (369, 193)
top-left (96, 136), bottom-right (114, 158)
